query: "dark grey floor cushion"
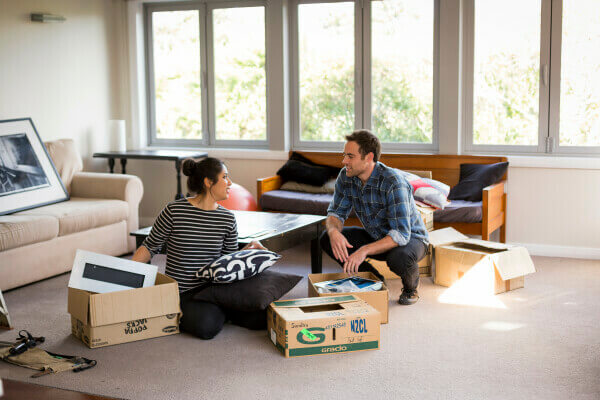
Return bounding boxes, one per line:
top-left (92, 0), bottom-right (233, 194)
top-left (192, 270), bottom-right (302, 311)
top-left (434, 200), bottom-right (483, 223)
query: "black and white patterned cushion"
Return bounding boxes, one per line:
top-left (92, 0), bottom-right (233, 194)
top-left (196, 249), bottom-right (281, 283)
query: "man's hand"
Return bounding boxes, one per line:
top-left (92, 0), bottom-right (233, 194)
top-left (343, 247), bottom-right (368, 274)
top-left (243, 240), bottom-right (267, 250)
top-left (329, 229), bottom-right (353, 262)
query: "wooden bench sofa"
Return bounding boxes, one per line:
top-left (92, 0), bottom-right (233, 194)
top-left (257, 152), bottom-right (508, 242)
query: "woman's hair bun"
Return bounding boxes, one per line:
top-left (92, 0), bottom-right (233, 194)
top-left (182, 158), bottom-right (197, 176)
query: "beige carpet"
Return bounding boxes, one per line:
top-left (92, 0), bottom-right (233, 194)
top-left (1, 244), bottom-right (599, 400)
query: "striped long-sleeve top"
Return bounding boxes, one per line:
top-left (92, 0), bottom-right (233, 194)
top-left (142, 199), bottom-right (238, 292)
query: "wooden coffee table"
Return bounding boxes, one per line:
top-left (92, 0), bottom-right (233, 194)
top-left (131, 210), bottom-right (326, 273)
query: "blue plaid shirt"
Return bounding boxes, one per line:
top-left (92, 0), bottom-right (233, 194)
top-left (327, 162), bottom-right (429, 246)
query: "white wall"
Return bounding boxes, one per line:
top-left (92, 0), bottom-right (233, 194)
top-left (0, 0), bottom-right (127, 170)
top-left (506, 165), bottom-right (600, 256)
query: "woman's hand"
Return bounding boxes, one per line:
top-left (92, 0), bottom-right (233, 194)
top-left (242, 240), bottom-right (267, 251)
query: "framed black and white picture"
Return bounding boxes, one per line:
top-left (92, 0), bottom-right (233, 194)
top-left (0, 118), bottom-right (68, 215)
top-left (0, 289), bottom-right (12, 329)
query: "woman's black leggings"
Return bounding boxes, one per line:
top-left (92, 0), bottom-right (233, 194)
top-left (179, 289), bottom-right (267, 340)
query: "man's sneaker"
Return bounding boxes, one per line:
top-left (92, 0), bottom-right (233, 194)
top-left (398, 289), bottom-right (419, 305)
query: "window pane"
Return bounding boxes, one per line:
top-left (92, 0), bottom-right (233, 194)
top-left (152, 10), bottom-right (202, 140)
top-left (559, 0), bottom-right (600, 146)
top-left (372, 0), bottom-right (433, 143)
top-left (473, 0), bottom-right (541, 145)
top-left (213, 7), bottom-right (266, 141)
top-left (299, 2), bottom-right (355, 142)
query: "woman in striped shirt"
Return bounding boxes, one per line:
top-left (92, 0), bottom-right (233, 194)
top-left (132, 157), bottom-right (266, 339)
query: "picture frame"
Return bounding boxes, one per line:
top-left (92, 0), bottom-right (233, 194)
top-left (68, 250), bottom-right (158, 294)
top-left (0, 289), bottom-right (12, 330)
top-left (0, 118), bottom-right (68, 215)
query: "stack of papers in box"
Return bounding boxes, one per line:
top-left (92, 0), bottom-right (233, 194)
top-left (313, 277), bottom-right (383, 294)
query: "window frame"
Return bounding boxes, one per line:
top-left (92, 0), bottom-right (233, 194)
top-left (547, 0), bottom-right (600, 155)
top-left (290, 0), bottom-right (440, 152)
top-left (463, 0), bottom-right (600, 156)
top-left (144, 1), bottom-right (268, 149)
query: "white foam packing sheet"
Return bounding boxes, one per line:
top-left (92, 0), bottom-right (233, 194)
top-left (313, 277), bottom-right (383, 294)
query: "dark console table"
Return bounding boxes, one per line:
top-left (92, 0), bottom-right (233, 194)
top-left (93, 150), bottom-right (207, 200)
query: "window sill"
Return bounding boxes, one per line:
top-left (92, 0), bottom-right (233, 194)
top-left (506, 155), bottom-right (600, 170)
top-left (146, 146), bottom-right (289, 160)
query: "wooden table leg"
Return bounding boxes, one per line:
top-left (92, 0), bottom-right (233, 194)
top-left (175, 159), bottom-right (183, 200)
top-left (107, 158), bottom-right (115, 173)
top-left (120, 158), bottom-right (127, 174)
top-left (310, 223), bottom-right (323, 274)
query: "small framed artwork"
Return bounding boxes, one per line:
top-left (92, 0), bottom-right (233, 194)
top-left (0, 118), bottom-right (68, 215)
top-left (0, 289), bottom-right (12, 329)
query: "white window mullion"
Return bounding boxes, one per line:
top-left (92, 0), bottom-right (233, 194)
top-left (199, 4), bottom-right (210, 147)
top-left (539, 0), bottom-right (552, 153)
top-left (462, 0), bottom-right (476, 154)
top-left (355, 0), bottom-right (365, 130)
top-left (206, 6), bottom-right (216, 147)
top-left (547, 0), bottom-right (562, 154)
top-left (361, 0), bottom-right (371, 131)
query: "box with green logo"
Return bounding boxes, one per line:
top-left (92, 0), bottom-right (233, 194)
top-left (267, 295), bottom-right (380, 358)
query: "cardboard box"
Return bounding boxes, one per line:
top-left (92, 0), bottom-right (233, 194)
top-left (429, 228), bottom-right (536, 294)
top-left (307, 272), bottom-right (389, 324)
top-left (68, 273), bottom-right (181, 348)
top-left (416, 204), bottom-right (435, 232)
top-left (267, 295), bottom-right (380, 358)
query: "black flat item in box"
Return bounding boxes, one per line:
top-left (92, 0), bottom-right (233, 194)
top-left (192, 270), bottom-right (302, 311)
top-left (448, 162), bottom-right (508, 202)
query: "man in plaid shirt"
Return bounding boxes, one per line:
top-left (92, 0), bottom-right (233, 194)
top-left (321, 130), bottom-right (429, 305)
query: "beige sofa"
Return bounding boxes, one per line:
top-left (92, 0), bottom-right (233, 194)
top-left (0, 139), bottom-right (143, 291)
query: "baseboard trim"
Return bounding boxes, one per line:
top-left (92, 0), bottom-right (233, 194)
top-left (510, 242), bottom-right (600, 260)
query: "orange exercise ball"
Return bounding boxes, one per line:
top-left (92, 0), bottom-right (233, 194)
top-left (217, 183), bottom-right (259, 211)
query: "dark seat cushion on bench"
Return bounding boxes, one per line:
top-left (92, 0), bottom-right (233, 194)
top-left (260, 190), bottom-right (332, 215)
top-left (434, 200), bottom-right (482, 223)
top-left (261, 190), bottom-right (481, 223)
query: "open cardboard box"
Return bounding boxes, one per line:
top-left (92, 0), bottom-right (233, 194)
top-left (267, 295), bottom-right (380, 358)
top-left (308, 272), bottom-right (388, 324)
top-left (429, 228), bottom-right (536, 294)
top-left (68, 273), bottom-right (181, 348)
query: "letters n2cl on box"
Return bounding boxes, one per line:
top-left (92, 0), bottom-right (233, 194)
top-left (267, 295), bottom-right (380, 358)
top-left (429, 228), bottom-right (536, 295)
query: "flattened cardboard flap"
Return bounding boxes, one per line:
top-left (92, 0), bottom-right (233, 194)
top-left (272, 295), bottom-right (358, 308)
top-left (490, 247), bottom-right (536, 281)
top-left (429, 227), bottom-right (469, 247)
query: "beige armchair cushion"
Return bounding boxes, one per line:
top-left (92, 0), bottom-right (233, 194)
top-left (15, 198), bottom-right (129, 236)
top-left (44, 139), bottom-right (83, 194)
top-left (0, 215), bottom-right (59, 251)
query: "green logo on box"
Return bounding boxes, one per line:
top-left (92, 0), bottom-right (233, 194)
top-left (297, 327), bottom-right (326, 344)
